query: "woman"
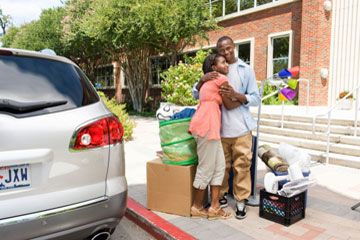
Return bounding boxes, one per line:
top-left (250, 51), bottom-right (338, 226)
top-left (189, 54), bottom-right (240, 219)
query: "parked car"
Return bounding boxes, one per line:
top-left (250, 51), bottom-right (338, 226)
top-left (0, 48), bottom-right (128, 240)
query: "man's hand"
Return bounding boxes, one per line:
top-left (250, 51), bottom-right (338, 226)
top-left (220, 84), bottom-right (248, 104)
top-left (219, 84), bottom-right (236, 98)
top-left (196, 72), bottom-right (219, 91)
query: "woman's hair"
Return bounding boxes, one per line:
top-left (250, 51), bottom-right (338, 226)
top-left (202, 54), bottom-right (223, 74)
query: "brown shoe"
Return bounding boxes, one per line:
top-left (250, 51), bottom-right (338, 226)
top-left (207, 207), bottom-right (232, 220)
top-left (190, 206), bottom-right (208, 218)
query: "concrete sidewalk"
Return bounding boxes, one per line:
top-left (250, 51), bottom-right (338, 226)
top-left (125, 116), bottom-right (360, 240)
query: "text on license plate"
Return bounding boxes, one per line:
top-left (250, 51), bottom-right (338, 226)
top-left (0, 164), bottom-right (31, 190)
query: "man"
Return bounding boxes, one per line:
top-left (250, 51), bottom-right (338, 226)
top-left (192, 36), bottom-right (260, 219)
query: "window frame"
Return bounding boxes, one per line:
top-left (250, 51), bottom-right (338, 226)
top-left (208, 0), bottom-right (298, 20)
top-left (267, 30), bottom-right (293, 77)
top-left (149, 55), bottom-right (171, 88)
top-left (234, 37), bottom-right (255, 68)
top-left (94, 64), bottom-right (115, 89)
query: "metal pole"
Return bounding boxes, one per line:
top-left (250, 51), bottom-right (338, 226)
top-left (281, 100), bottom-right (285, 128)
top-left (326, 111), bottom-right (331, 165)
top-left (247, 80), bottom-right (264, 206)
top-left (355, 88), bottom-right (359, 137)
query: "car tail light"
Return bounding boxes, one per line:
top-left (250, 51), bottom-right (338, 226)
top-left (70, 116), bottom-right (124, 151)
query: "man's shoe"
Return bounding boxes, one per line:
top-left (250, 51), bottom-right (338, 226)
top-left (235, 205), bottom-right (247, 219)
top-left (219, 193), bottom-right (228, 208)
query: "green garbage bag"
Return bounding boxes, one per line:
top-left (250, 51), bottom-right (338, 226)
top-left (159, 118), bottom-right (198, 165)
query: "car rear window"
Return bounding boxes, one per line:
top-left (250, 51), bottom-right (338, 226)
top-left (0, 55), bottom-right (99, 117)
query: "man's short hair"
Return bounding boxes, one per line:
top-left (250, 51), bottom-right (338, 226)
top-left (217, 36), bottom-right (234, 47)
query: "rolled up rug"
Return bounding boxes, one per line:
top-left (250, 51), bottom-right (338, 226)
top-left (258, 145), bottom-right (289, 172)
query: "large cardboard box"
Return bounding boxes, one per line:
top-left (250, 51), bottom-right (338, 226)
top-left (147, 159), bottom-right (196, 217)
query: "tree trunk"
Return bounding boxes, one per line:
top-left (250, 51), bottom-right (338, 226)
top-left (113, 61), bottom-right (123, 103)
top-left (123, 48), bottom-right (150, 113)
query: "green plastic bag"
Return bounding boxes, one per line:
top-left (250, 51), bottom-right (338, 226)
top-left (159, 118), bottom-right (198, 165)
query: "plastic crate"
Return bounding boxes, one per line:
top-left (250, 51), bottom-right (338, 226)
top-left (259, 189), bottom-right (306, 226)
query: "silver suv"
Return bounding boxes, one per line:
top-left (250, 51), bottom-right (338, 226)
top-left (0, 48), bottom-right (127, 240)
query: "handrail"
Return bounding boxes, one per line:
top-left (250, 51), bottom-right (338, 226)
top-left (312, 84), bottom-right (360, 164)
top-left (260, 77), bottom-right (310, 128)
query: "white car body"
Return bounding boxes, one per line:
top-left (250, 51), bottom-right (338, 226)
top-left (0, 48), bottom-right (127, 240)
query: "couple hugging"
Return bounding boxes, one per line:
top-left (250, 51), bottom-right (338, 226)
top-left (188, 36), bottom-right (260, 220)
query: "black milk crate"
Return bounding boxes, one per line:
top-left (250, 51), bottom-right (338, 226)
top-left (259, 189), bottom-right (306, 226)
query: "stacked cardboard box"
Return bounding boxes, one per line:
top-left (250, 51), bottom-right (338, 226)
top-left (147, 159), bottom-right (196, 217)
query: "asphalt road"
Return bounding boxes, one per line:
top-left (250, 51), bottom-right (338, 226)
top-left (111, 217), bottom-right (154, 240)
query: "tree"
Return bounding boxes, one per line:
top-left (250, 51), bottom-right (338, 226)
top-left (81, 0), bottom-right (217, 112)
top-left (1, 26), bottom-right (19, 47)
top-left (9, 8), bottom-right (66, 54)
top-left (0, 8), bottom-right (12, 35)
top-left (62, 0), bottom-right (111, 82)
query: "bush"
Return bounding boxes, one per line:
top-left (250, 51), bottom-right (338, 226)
top-left (261, 82), bottom-right (297, 105)
top-left (161, 50), bottom-right (210, 106)
top-left (98, 92), bottom-right (135, 141)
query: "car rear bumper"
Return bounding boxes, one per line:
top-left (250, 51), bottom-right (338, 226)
top-left (0, 191), bottom-right (127, 240)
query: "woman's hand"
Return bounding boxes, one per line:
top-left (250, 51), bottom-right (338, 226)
top-left (196, 72), bottom-right (219, 91)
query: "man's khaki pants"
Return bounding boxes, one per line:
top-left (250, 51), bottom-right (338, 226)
top-left (220, 132), bottom-right (253, 202)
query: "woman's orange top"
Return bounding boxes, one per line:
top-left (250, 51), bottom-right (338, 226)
top-left (189, 74), bottom-right (228, 140)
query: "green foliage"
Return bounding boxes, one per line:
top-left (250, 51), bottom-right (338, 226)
top-left (62, 0), bottom-right (110, 76)
top-left (8, 8), bottom-right (66, 54)
top-left (80, 0), bottom-right (218, 112)
top-left (261, 82), bottom-right (297, 105)
top-left (98, 92), bottom-right (135, 141)
top-left (1, 26), bottom-right (19, 47)
top-left (161, 50), bottom-right (210, 106)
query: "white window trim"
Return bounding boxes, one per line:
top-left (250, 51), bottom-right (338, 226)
top-left (216, 0), bottom-right (299, 22)
top-left (267, 30), bottom-right (293, 78)
top-left (234, 37), bottom-right (255, 68)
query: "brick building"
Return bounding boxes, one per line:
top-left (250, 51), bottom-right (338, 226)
top-left (96, 0), bottom-right (359, 107)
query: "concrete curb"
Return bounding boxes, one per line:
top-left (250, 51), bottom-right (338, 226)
top-left (125, 198), bottom-right (196, 240)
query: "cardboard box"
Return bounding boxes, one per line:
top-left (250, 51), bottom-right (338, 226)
top-left (147, 158), bottom-right (197, 217)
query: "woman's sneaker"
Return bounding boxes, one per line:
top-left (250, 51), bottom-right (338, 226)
top-left (219, 193), bottom-right (228, 208)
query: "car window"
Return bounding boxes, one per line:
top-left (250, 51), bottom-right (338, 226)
top-left (0, 55), bottom-right (99, 117)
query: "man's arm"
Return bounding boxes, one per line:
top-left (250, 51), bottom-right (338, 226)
top-left (243, 67), bottom-right (261, 107)
top-left (219, 67), bottom-right (260, 107)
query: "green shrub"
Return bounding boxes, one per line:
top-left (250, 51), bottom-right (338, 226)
top-left (161, 50), bottom-right (210, 106)
top-left (98, 92), bottom-right (135, 141)
top-left (261, 82), bottom-right (297, 105)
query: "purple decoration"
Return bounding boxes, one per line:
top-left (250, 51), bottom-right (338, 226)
top-left (280, 87), bottom-right (297, 100)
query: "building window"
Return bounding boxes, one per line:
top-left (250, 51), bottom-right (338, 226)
top-left (225, 0), bottom-right (238, 15)
top-left (257, 0), bottom-right (273, 6)
top-left (210, 0), bottom-right (223, 18)
top-left (240, 0), bottom-right (254, 10)
top-left (235, 38), bottom-right (254, 67)
top-left (150, 56), bottom-right (171, 86)
top-left (209, 0), bottom-right (282, 18)
top-left (267, 31), bottom-right (292, 77)
top-left (237, 42), bottom-right (251, 65)
top-left (94, 65), bottom-right (114, 89)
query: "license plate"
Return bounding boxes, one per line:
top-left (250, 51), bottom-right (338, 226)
top-left (0, 164), bottom-right (31, 190)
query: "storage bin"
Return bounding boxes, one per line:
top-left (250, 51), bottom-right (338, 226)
top-left (259, 189), bottom-right (306, 226)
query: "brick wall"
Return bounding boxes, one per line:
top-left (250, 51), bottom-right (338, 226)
top-left (192, 0), bottom-right (332, 106)
top-left (203, 1), bottom-right (302, 81)
top-left (299, 0), bottom-right (332, 106)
